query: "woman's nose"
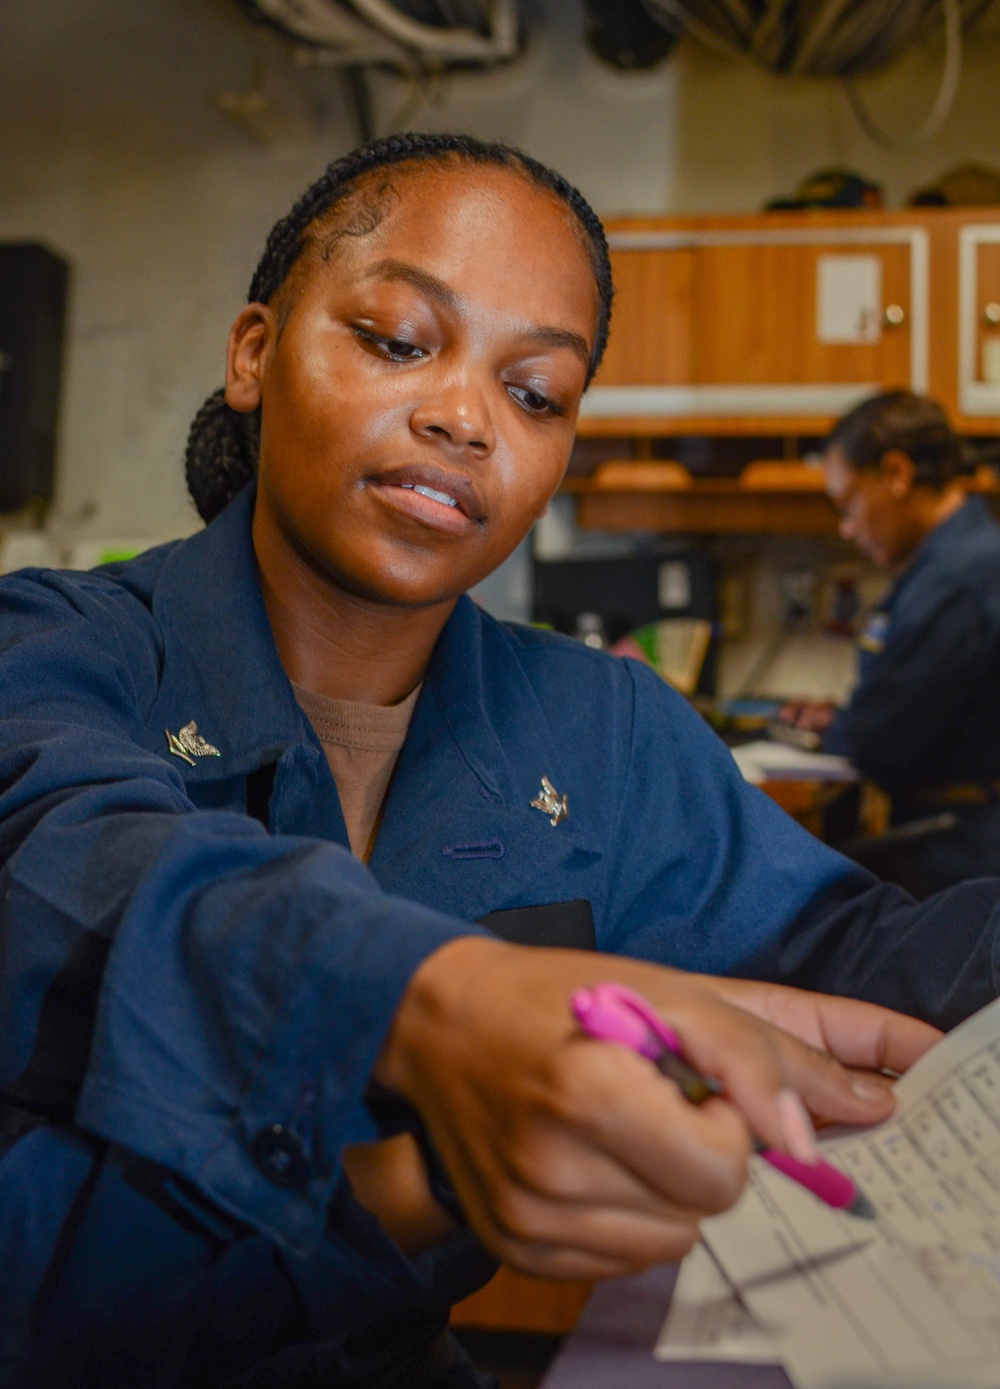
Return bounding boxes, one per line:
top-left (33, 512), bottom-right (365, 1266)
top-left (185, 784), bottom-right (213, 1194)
top-left (409, 377), bottom-right (495, 457)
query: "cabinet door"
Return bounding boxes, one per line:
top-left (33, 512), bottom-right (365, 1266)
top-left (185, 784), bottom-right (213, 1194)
top-left (958, 226), bottom-right (1000, 419)
top-left (585, 228), bottom-right (928, 422)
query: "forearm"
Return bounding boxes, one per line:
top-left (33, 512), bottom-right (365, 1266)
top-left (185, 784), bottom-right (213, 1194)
top-left (746, 873), bottom-right (1000, 1029)
top-left (2, 782), bottom-right (482, 1256)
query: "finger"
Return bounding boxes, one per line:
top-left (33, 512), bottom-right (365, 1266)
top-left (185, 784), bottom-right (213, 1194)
top-left (649, 992), bottom-right (792, 1154)
top-left (802, 992), bottom-right (941, 1075)
top-left (491, 1205), bottom-right (703, 1279)
top-left (679, 984), bottom-right (898, 1124)
top-left (763, 1028), bottom-right (899, 1126)
top-left (696, 979), bottom-right (941, 1074)
top-left (500, 1238), bottom-right (690, 1282)
top-left (437, 1046), bottom-right (753, 1225)
top-left (438, 1116), bottom-right (708, 1277)
top-left (545, 1041), bottom-right (754, 1213)
top-left (483, 1097), bottom-right (745, 1222)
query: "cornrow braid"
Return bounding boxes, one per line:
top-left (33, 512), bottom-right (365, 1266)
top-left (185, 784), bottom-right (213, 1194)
top-left (185, 131), bottom-right (613, 522)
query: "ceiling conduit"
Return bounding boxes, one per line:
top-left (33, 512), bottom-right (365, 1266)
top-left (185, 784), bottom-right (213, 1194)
top-left (636, 0), bottom-right (993, 143)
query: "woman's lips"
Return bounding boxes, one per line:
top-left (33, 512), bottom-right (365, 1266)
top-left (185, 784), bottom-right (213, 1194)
top-left (369, 479), bottom-right (478, 535)
top-left (401, 482), bottom-right (460, 509)
top-left (373, 465), bottom-right (484, 521)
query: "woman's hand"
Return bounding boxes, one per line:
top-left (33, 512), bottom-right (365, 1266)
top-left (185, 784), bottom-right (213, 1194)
top-left (778, 699), bottom-right (838, 734)
top-left (688, 975), bottom-right (941, 1123)
top-left (371, 940), bottom-right (914, 1281)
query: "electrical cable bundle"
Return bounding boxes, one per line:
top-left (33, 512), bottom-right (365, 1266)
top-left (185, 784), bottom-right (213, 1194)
top-left (234, 0), bottom-right (520, 67)
top-left (638, 0), bottom-right (993, 144)
top-left (638, 0), bottom-right (987, 76)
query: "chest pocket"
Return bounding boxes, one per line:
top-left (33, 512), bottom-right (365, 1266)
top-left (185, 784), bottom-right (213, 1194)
top-left (477, 899), bottom-right (595, 950)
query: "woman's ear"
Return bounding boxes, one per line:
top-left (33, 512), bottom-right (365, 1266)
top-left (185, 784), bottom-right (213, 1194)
top-left (880, 449), bottom-right (916, 499)
top-left (225, 304), bottom-right (274, 414)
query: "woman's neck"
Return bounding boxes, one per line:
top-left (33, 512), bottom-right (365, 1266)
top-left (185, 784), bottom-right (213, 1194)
top-left (253, 516), bottom-right (456, 707)
top-left (910, 484), bottom-right (966, 549)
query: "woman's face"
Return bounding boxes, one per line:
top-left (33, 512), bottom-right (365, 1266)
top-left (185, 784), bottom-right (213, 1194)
top-left (821, 445), bottom-right (921, 567)
top-left (228, 164), bottom-right (599, 609)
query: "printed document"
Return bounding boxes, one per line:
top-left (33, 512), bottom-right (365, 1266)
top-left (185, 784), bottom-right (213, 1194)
top-left (654, 1243), bottom-right (778, 1363)
top-left (701, 995), bottom-right (1000, 1388)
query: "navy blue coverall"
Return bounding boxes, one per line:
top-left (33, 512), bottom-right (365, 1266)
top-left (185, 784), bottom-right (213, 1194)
top-left (2, 486), bottom-right (1000, 1387)
top-left (824, 496), bottom-right (1000, 894)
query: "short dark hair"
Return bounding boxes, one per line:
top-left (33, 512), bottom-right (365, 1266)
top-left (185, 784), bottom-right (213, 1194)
top-left (184, 131), bottom-right (613, 523)
top-left (825, 390), bottom-right (965, 488)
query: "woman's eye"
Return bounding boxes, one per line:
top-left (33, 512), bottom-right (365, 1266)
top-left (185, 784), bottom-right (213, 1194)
top-left (354, 327), bottom-right (425, 362)
top-left (508, 384), bottom-right (562, 418)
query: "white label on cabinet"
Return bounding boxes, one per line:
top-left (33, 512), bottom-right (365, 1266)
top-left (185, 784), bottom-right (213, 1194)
top-left (983, 335), bottom-right (1000, 385)
top-left (816, 255), bottom-right (882, 344)
top-left (658, 560), bottom-right (691, 610)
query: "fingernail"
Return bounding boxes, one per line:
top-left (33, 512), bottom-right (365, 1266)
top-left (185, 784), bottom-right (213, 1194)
top-left (776, 1089), bottom-right (820, 1165)
top-left (850, 1075), bottom-right (890, 1105)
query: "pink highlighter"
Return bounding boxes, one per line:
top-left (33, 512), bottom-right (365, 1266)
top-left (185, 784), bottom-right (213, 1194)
top-left (570, 982), bottom-right (875, 1221)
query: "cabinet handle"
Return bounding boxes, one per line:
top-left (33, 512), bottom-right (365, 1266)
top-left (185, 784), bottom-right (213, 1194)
top-left (883, 304), bottom-right (906, 327)
top-left (984, 302), bottom-right (1000, 326)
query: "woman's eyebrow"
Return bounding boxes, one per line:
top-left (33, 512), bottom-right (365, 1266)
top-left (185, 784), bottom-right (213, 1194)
top-left (362, 257), bottom-right (591, 367)
top-left (525, 323), bottom-right (591, 368)
top-left (364, 258), bottom-right (461, 311)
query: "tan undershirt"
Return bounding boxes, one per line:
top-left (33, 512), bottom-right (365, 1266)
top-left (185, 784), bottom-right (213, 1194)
top-left (293, 682), bottom-right (422, 861)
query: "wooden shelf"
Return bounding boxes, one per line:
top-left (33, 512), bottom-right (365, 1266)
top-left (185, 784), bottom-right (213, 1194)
top-left (561, 462), bottom-right (999, 535)
top-left (576, 414), bottom-right (843, 440)
top-left (562, 461), bottom-right (836, 534)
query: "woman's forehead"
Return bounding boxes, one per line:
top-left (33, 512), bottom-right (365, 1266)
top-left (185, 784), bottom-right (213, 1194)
top-left (306, 162), bottom-right (595, 304)
top-left (284, 161), bottom-right (602, 344)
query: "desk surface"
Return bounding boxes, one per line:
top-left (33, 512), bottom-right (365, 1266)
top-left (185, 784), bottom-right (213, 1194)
top-left (540, 1264), bottom-right (792, 1389)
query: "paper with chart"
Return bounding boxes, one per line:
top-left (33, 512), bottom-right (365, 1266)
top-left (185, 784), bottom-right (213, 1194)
top-left (702, 996), bottom-right (1000, 1389)
top-left (654, 1242), bottom-right (779, 1363)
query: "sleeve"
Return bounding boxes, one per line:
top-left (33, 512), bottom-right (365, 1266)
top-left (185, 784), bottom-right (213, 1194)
top-left (601, 661), bottom-right (1000, 1030)
top-left (0, 572), bottom-right (481, 1258)
top-left (822, 587), bottom-right (990, 783)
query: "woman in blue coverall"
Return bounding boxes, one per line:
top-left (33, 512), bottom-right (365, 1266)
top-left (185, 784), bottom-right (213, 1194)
top-left (780, 390), bottom-right (1000, 898)
top-left (1, 135), bottom-right (996, 1387)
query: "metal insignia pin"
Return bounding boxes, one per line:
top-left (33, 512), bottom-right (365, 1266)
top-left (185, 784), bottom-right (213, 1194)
top-left (530, 776), bottom-right (568, 827)
top-left (165, 721), bottom-right (221, 767)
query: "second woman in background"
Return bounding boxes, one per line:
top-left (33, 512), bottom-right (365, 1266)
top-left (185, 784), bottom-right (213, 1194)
top-left (781, 390), bottom-right (1000, 896)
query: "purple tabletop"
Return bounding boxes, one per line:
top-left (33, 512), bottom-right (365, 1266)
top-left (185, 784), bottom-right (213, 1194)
top-left (539, 1264), bottom-right (794, 1389)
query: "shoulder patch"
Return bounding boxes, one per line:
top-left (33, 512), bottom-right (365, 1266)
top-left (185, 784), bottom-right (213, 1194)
top-left (857, 610), bottom-right (890, 654)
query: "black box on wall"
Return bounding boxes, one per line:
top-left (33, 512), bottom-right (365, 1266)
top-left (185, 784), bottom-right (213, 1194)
top-left (0, 243), bottom-right (70, 512)
top-left (532, 551), bottom-right (720, 694)
top-left (532, 552), bottom-right (717, 644)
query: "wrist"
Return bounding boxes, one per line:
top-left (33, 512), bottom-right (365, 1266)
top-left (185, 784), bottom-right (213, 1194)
top-left (372, 934), bottom-right (509, 1101)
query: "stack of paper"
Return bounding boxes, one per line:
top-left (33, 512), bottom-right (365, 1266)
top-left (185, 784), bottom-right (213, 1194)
top-left (730, 739), bottom-right (859, 785)
top-left (656, 995), bottom-right (1000, 1388)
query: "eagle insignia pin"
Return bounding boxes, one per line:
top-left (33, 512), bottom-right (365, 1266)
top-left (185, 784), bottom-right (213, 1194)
top-left (530, 776), bottom-right (568, 827)
top-left (165, 721), bottom-right (221, 767)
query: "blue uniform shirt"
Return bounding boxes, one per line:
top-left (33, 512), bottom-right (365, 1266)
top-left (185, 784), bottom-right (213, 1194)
top-left (824, 497), bottom-right (1000, 796)
top-left (2, 486), bottom-right (1000, 1385)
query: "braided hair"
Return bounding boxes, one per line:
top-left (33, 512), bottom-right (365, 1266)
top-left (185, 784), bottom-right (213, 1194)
top-left (185, 131), bottom-right (613, 523)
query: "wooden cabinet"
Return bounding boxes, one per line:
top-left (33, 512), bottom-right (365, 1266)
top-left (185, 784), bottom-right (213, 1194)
top-left (580, 210), bottom-right (1000, 440)
top-left (958, 225), bottom-right (1000, 419)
